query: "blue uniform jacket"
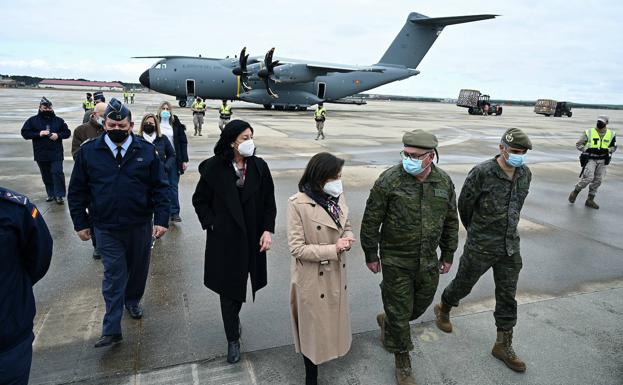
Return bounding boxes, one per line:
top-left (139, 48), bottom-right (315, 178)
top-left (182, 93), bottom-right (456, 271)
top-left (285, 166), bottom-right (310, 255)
top-left (21, 112), bottom-right (71, 162)
top-left (68, 134), bottom-right (170, 231)
top-left (0, 187), bottom-right (53, 352)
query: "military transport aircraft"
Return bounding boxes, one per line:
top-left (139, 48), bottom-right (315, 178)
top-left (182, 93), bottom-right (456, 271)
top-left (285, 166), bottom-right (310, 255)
top-left (137, 12), bottom-right (496, 110)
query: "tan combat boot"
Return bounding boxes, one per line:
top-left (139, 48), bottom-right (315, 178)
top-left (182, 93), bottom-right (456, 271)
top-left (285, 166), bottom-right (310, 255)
top-left (492, 329), bottom-right (526, 372)
top-left (568, 188), bottom-right (580, 203)
top-left (434, 303), bottom-right (453, 333)
top-left (585, 194), bottom-right (600, 209)
top-left (376, 313), bottom-right (388, 350)
top-left (394, 352), bottom-right (417, 385)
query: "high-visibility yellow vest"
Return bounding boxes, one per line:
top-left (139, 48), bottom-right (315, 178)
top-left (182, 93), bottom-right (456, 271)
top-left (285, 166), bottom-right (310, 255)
top-left (83, 100), bottom-right (95, 110)
top-left (192, 101), bottom-right (206, 109)
top-left (586, 127), bottom-right (614, 149)
top-left (315, 107), bottom-right (326, 118)
top-left (220, 105), bottom-right (232, 116)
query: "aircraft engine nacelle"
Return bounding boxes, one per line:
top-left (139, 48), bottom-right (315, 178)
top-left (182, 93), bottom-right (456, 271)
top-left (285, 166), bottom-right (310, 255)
top-left (271, 63), bottom-right (315, 84)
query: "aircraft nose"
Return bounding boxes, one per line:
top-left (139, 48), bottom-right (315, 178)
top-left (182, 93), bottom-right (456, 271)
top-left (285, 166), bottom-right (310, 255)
top-left (139, 70), bottom-right (150, 88)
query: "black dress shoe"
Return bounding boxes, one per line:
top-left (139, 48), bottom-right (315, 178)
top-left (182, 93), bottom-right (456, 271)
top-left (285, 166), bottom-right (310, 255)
top-left (92, 248), bottom-right (101, 260)
top-left (227, 340), bottom-right (241, 364)
top-left (55, 197), bottom-right (64, 205)
top-left (126, 305), bottom-right (143, 319)
top-left (46, 196), bottom-right (54, 202)
top-left (94, 334), bottom-right (122, 348)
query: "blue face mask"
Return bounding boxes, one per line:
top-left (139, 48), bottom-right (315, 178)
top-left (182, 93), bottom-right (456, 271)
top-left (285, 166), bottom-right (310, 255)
top-left (506, 153), bottom-right (526, 168)
top-left (402, 158), bottom-right (425, 175)
top-left (160, 110), bottom-right (171, 119)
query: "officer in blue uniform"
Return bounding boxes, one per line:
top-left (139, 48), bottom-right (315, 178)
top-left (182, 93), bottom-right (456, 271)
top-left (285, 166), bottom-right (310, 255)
top-left (0, 187), bottom-right (53, 385)
top-left (21, 97), bottom-right (71, 205)
top-left (68, 98), bottom-right (170, 348)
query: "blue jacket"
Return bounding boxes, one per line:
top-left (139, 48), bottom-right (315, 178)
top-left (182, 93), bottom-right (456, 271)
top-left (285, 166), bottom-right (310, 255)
top-left (150, 135), bottom-right (176, 176)
top-left (21, 111), bottom-right (71, 162)
top-left (68, 134), bottom-right (170, 231)
top-left (0, 187), bottom-right (53, 352)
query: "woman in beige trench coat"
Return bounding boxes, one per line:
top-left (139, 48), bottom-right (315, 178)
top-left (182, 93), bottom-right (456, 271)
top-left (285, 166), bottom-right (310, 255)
top-left (287, 152), bottom-right (356, 385)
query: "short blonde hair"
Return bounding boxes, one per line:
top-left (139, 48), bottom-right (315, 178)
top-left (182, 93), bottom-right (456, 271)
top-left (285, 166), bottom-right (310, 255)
top-left (138, 113), bottom-right (161, 137)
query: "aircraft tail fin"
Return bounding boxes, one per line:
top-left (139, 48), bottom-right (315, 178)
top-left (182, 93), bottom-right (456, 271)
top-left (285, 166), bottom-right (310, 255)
top-left (377, 12), bottom-right (497, 68)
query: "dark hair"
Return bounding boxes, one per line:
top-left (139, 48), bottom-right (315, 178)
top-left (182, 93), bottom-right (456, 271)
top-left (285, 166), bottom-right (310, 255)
top-left (214, 119), bottom-right (253, 161)
top-left (298, 152), bottom-right (345, 195)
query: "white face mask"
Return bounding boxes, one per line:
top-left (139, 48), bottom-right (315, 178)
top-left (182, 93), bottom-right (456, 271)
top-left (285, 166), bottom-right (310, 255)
top-left (237, 139), bottom-right (255, 157)
top-left (95, 116), bottom-right (105, 127)
top-left (323, 179), bottom-right (343, 198)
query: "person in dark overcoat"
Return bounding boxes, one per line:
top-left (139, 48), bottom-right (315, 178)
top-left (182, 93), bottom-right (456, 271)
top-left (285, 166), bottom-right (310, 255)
top-left (192, 119), bottom-right (277, 364)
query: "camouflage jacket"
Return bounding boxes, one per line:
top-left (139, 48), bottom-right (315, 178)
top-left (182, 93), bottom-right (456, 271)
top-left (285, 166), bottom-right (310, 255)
top-left (360, 164), bottom-right (459, 267)
top-left (459, 156), bottom-right (531, 256)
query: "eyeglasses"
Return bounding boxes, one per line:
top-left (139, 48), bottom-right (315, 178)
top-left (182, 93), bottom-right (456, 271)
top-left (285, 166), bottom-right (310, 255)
top-left (400, 150), bottom-right (431, 161)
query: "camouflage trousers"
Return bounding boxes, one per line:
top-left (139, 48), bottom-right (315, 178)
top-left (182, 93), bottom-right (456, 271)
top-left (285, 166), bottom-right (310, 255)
top-left (441, 249), bottom-right (522, 330)
top-left (315, 120), bottom-right (325, 139)
top-left (576, 159), bottom-right (607, 195)
top-left (380, 260), bottom-right (440, 353)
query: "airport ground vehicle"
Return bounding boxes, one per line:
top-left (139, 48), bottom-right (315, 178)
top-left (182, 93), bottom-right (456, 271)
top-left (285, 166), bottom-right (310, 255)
top-left (456, 89), bottom-right (503, 115)
top-left (534, 99), bottom-right (572, 117)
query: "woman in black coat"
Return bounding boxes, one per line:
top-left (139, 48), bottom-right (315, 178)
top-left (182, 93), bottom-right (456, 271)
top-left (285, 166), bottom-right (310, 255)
top-left (192, 119), bottom-right (276, 364)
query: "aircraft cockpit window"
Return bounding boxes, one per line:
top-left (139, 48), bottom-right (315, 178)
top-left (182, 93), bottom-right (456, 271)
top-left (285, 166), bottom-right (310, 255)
top-left (153, 63), bottom-right (167, 69)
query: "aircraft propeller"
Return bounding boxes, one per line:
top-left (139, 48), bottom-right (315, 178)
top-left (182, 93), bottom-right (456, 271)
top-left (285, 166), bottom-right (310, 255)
top-left (257, 47), bottom-right (280, 98)
top-left (232, 47), bottom-right (251, 92)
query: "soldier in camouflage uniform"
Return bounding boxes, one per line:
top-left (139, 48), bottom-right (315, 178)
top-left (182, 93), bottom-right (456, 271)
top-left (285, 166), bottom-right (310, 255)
top-left (361, 130), bottom-right (459, 385)
top-left (434, 127), bottom-right (532, 373)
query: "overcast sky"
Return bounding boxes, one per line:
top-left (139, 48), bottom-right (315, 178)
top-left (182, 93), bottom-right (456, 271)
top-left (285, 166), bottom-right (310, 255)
top-left (1, 0), bottom-right (621, 104)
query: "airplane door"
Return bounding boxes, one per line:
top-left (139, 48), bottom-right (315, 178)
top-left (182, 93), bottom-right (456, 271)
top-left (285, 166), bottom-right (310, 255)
top-left (317, 82), bottom-right (326, 99)
top-left (186, 79), bottom-right (195, 96)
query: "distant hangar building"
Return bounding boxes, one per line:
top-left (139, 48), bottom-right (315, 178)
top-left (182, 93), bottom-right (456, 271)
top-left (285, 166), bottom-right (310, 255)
top-left (38, 79), bottom-right (124, 91)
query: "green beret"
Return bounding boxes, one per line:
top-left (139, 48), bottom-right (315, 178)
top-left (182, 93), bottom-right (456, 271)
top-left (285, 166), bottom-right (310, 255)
top-left (502, 128), bottom-right (532, 150)
top-left (402, 130), bottom-right (438, 149)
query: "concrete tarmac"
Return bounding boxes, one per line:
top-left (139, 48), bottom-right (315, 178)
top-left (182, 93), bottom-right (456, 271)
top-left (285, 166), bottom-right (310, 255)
top-left (0, 89), bottom-right (621, 384)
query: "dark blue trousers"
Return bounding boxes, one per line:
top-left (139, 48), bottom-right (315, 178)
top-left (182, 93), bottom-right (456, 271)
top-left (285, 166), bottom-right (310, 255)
top-left (36, 160), bottom-right (66, 198)
top-left (94, 222), bottom-right (152, 335)
top-left (169, 170), bottom-right (181, 216)
top-left (0, 333), bottom-right (33, 385)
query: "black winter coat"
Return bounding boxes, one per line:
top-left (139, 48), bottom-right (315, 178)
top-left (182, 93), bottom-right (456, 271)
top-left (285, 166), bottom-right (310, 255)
top-left (21, 112), bottom-right (71, 162)
top-left (157, 114), bottom-right (188, 174)
top-left (192, 155), bottom-right (276, 302)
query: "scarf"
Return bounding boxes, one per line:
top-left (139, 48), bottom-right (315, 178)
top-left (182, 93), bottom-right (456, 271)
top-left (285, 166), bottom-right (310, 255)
top-left (302, 183), bottom-right (342, 228)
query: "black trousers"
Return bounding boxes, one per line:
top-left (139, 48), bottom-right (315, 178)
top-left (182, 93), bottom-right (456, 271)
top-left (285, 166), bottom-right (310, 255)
top-left (36, 160), bottom-right (66, 198)
top-left (220, 295), bottom-right (242, 342)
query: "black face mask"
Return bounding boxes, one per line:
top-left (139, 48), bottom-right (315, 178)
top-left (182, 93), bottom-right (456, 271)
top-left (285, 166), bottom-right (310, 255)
top-left (143, 123), bottom-right (156, 134)
top-left (107, 129), bottom-right (129, 143)
top-left (597, 121), bottom-right (606, 129)
top-left (40, 110), bottom-right (54, 118)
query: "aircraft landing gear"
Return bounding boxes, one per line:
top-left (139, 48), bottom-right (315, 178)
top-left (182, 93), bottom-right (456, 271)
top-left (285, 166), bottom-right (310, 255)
top-left (263, 104), bottom-right (272, 110)
top-left (178, 100), bottom-right (187, 108)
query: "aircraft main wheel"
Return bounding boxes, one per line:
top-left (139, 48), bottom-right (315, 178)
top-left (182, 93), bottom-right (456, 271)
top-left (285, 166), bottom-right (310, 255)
top-left (274, 105), bottom-right (285, 111)
top-left (286, 106), bottom-right (297, 111)
top-left (263, 104), bottom-right (272, 110)
top-left (497, 107), bottom-right (503, 116)
top-left (179, 100), bottom-right (187, 108)
top-left (567, 111), bottom-right (572, 117)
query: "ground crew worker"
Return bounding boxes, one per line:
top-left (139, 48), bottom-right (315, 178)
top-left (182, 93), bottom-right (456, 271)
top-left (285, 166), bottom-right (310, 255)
top-left (123, 90), bottom-right (129, 104)
top-left (82, 93), bottom-right (95, 112)
top-left (71, 102), bottom-right (107, 260)
top-left (218, 100), bottom-right (232, 131)
top-left (314, 103), bottom-right (326, 140)
top-left (434, 127), bottom-right (533, 373)
top-left (360, 130), bottom-right (459, 385)
top-left (68, 98), bottom-right (170, 348)
top-left (568, 115), bottom-right (617, 209)
top-left (191, 96), bottom-right (207, 136)
top-left (130, 92), bottom-right (135, 104)
top-left (0, 186), bottom-right (53, 385)
top-left (21, 97), bottom-right (71, 205)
